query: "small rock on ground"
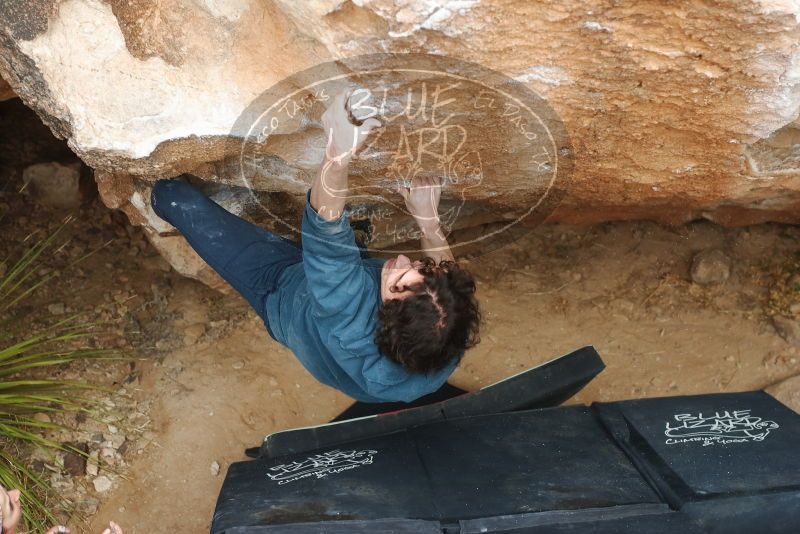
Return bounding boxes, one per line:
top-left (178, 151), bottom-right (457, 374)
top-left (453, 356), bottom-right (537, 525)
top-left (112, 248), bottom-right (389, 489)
top-left (63, 442), bottom-right (88, 477)
top-left (22, 161), bottom-right (84, 209)
top-left (47, 302), bottom-right (66, 315)
top-left (773, 315), bottom-right (800, 347)
top-left (93, 475), bottom-right (112, 493)
top-left (690, 249), bottom-right (731, 285)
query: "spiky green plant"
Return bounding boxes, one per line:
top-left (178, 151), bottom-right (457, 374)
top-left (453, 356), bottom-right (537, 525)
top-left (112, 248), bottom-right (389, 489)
top-left (0, 214), bottom-right (117, 530)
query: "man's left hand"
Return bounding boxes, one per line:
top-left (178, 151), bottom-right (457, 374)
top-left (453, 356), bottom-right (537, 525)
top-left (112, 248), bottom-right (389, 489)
top-left (397, 175), bottom-right (443, 229)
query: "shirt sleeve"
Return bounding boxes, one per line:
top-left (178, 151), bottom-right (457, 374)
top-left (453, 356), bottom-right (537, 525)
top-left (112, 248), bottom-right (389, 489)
top-left (301, 188), bottom-right (372, 320)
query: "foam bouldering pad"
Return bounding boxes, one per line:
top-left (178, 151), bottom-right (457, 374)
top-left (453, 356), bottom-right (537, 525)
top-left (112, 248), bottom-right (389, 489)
top-left (260, 345), bottom-right (604, 459)
top-left (214, 344), bottom-right (800, 534)
top-left (595, 391), bottom-right (800, 533)
top-left (458, 505), bottom-right (706, 533)
top-left (214, 406), bottom-right (660, 532)
top-left (412, 407), bottom-right (659, 520)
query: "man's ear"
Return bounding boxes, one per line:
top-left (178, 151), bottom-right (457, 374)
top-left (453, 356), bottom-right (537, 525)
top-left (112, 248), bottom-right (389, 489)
top-left (8, 489), bottom-right (20, 502)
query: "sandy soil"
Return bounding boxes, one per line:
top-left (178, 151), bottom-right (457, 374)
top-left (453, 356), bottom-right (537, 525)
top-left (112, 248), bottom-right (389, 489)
top-left (81, 216), bottom-right (800, 533)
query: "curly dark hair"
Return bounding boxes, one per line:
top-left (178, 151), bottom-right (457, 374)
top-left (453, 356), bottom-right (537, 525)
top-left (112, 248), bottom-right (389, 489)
top-left (375, 257), bottom-right (481, 374)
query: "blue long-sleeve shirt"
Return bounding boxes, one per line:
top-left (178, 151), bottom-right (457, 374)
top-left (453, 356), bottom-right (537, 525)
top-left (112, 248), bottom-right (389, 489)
top-left (264, 189), bottom-right (459, 403)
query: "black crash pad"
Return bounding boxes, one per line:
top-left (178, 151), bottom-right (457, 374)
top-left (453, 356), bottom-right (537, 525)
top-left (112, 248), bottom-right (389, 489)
top-left (214, 433), bottom-right (438, 530)
top-left (222, 519), bottom-right (442, 533)
top-left (213, 345), bottom-right (800, 534)
top-left (213, 406), bottom-right (661, 533)
top-left (595, 390), bottom-right (800, 533)
top-left (330, 382), bottom-right (467, 422)
top-left (596, 391), bottom-right (800, 500)
top-left (458, 504), bottom-right (706, 533)
top-left (260, 345), bottom-right (604, 458)
top-left (414, 407), bottom-right (658, 519)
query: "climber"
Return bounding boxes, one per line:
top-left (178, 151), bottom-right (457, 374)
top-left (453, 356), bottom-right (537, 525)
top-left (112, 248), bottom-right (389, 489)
top-left (149, 88), bottom-right (481, 403)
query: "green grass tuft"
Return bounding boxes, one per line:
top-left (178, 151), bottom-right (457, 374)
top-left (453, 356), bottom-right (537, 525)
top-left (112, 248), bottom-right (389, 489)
top-left (1, 215), bottom-right (119, 530)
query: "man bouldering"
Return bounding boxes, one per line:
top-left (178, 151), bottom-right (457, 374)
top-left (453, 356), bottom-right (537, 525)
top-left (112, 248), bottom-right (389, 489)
top-left (150, 88), bottom-right (481, 403)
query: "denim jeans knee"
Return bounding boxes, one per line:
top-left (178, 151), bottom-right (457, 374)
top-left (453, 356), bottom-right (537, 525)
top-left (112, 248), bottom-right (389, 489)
top-left (150, 179), bottom-right (171, 220)
top-left (151, 178), bottom-right (198, 221)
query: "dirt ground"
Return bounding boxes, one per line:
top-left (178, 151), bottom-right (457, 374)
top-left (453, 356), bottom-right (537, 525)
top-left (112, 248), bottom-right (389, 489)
top-left (3, 177), bottom-right (800, 533)
top-left (90, 214), bottom-right (800, 532)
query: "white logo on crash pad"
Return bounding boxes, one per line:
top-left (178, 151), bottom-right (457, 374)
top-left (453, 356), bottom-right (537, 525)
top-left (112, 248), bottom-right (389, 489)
top-left (267, 449), bottom-right (377, 485)
top-left (664, 409), bottom-right (778, 446)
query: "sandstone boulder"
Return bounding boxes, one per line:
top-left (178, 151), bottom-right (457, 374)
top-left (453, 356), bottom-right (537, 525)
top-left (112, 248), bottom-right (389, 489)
top-left (0, 74), bottom-right (14, 101)
top-left (1, 0), bottom-right (800, 288)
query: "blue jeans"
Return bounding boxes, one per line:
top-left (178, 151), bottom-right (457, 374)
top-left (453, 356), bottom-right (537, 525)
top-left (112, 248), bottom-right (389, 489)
top-left (150, 179), bottom-right (303, 341)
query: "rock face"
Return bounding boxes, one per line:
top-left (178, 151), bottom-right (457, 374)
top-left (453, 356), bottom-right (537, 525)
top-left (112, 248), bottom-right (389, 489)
top-left (0, 74), bottom-right (14, 101)
top-left (2, 0), bottom-right (800, 288)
